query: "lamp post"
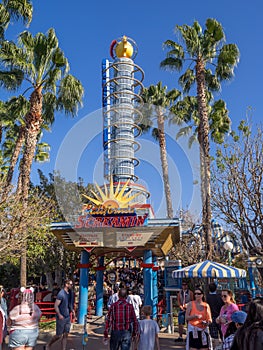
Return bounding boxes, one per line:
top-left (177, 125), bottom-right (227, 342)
top-left (223, 241), bottom-right (234, 266)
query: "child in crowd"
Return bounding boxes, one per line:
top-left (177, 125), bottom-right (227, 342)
top-left (222, 310), bottom-right (247, 350)
top-left (137, 305), bottom-right (160, 350)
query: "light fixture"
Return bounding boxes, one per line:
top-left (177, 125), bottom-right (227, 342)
top-left (223, 241), bottom-right (234, 252)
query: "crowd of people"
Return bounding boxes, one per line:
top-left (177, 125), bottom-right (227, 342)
top-left (175, 280), bottom-right (263, 350)
top-left (0, 274), bottom-right (262, 350)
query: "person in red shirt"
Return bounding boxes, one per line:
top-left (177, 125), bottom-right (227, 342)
top-left (104, 288), bottom-right (138, 350)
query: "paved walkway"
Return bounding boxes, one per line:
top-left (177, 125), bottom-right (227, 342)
top-left (3, 319), bottom-right (186, 350)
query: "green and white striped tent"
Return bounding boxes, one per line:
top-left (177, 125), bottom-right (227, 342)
top-left (172, 260), bottom-right (246, 279)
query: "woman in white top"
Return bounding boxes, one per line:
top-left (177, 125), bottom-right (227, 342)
top-left (7, 287), bottom-right (42, 350)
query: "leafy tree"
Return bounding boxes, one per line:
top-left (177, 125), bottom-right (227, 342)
top-left (140, 82), bottom-right (181, 218)
top-left (30, 170), bottom-right (95, 287)
top-left (212, 121), bottom-right (263, 264)
top-left (161, 18), bottom-right (239, 259)
top-left (0, 180), bottom-right (54, 262)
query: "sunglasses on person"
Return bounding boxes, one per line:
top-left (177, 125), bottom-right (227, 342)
top-left (194, 292), bottom-right (202, 295)
top-left (221, 294), bottom-right (228, 298)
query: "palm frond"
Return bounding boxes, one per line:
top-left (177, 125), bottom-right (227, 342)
top-left (205, 70), bottom-right (220, 92)
top-left (205, 18), bottom-right (225, 42)
top-left (47, 28), bottom-right (59, 49)
top-left (5, 95), bottom-right (29, 121)
top-left (216, 44), bottom-right (239, 81)
top-left (0, 40), bottom-right (34, 77)
top-left (188, 133), bottom-right (198, 148)
top-left (160, 57), bottom-right (182, 71)
top-left (42, 92), bottom-right (56, 125)
top-left (3, 0), bottom-right (33, 26)
top-left (176, 24), bottom-right (200, 57)
top-left (57, 74), bottom-right (84, 116)
top-left (0, 69), bottom-right (24, 90)
top-left (176, 125), bottom-right (193, 139)
top-left (18, 30), bottom-right (34, 49)
top-left (0, 4), bottom-right (10, 30)
top-left (178, 68), bottom-right (195, 93)
top-left (35, 142), bottom-right (50, 163)
top-left (44, 67), bottom-right (62, 93)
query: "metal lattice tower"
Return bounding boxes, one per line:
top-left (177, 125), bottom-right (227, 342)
top-left (102, 36), bottom-right (149, 205)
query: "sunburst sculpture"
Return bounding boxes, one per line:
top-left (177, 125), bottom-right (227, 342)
top-left (83, 178), bottom-right (142, 209)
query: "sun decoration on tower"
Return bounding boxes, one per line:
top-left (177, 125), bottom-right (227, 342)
top-left (83, 178), bottom-right (142, 209)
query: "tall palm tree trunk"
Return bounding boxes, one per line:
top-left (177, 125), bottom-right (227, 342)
top-left (18, 88), bottom-right (43, 286)
top-left (157, 107), bottom-right (174, 219)
top-left (196, 60), bottom-right (213, 260)
top-left (197, 134), bottom-right (206, 217)
top-left (20, 88), bottom-right (43, 200)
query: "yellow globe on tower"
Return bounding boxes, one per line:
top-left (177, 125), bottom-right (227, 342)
top-left (115, 35), bottom-right (134, 58)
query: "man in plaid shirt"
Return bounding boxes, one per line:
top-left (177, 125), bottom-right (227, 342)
top-left (104, 288), bottom-right (139, 350)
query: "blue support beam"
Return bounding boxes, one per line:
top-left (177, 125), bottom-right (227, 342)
top-left (152, 256), bottom-right (158, 320)
top-left (143, 250), bottom-right (153, 309)
top-left (78, 250), bottom-right (90, 325)
top-left (95, 256), bottom-right (104, 316)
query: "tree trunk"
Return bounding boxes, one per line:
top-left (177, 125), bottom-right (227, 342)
top-left (157, 107), bottom-right (174, 219)
top-left (55, 268), bottom-right (63, 287)
top-left (2, 126), bottom-right (25, 200)
top-left (20, 243), bottom-right (27, 287)
top-left (45, 271), bottom-right (54, 290)
top-left (196, 59), bottom-right (213, 260)
top-left (18, 87), bottom-right (43, 285)
top-left (198, 140), bottom-right (206, 212)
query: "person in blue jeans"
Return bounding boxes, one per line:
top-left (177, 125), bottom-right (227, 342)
top-left (175, 281), bottom-right (193, 342)
top-left (45, 279), bottom-right (75, 350)
top-left (104, 288), bottom-right (138, 350)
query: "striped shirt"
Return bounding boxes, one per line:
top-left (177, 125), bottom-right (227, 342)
top-left (105, 298), bottom-right (138, 336)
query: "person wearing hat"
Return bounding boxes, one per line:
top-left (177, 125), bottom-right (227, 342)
top-left (230, 297), bottom-right (263, 350)
top-left (175, 280), bottom-right (194, 342)
top-left (222, 311), bottom-right (247, 350)
top-left (7, 287), bottom-right (42, 350)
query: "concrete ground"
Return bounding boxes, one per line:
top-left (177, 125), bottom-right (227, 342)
top-left (3, 317), bottom-right (186, 350)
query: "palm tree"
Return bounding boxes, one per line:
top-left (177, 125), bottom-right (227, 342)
top-left (171, 96), bottom-right (231, 206)
top-left (0, 0), bottom-right (32, 162)
top-left (140, 82), bottom-right (181, 218)
top-left (0, 95), bottom-right (28, 197)
top-left (160, 19), bottom-right (239, 259)
top-left (0, 28), bottom-right (84, 285)
top-left (0, 28), bottom-right (84, 200)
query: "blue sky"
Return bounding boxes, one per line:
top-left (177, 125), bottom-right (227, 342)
top-left (4, 0), bottom-right (263, 218)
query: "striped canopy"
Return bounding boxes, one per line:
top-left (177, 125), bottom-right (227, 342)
top-left (172, 260), bottom-right (246, 279)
